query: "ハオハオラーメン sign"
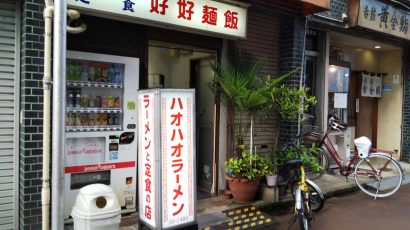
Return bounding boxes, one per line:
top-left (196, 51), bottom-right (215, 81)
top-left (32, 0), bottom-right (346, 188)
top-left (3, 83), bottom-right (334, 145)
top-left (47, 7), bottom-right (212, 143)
top-left (67, 0), bottom-right (248, 38)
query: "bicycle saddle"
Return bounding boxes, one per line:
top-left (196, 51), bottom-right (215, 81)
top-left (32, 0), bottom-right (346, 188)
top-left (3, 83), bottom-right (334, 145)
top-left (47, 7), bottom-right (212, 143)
top-left (285, 159), bottom-right (304, 167)
top-left (278, 159), bottom-right (304, 179)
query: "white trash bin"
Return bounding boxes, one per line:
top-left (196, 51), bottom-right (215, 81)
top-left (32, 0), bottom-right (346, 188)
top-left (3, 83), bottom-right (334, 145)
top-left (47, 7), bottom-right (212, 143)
top-left (71, 184), bottom-right (121, 230)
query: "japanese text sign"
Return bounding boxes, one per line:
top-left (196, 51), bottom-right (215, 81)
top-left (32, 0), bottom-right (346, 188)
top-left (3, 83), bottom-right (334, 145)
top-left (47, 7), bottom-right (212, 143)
top-left (161, 90), bottom-right (195, 228)
top-left (67, 0), bottom-right (247, 38)
top-left (65, 137), bottom-right (105, 167)
top-left (357, 0), bottom-right (410, 40)
top-left (137, 89), bottom-right (196, 229)
top-left (361, 73), bottom-right (382, 97)
top-left (138, 92), bottom-right (157, 228)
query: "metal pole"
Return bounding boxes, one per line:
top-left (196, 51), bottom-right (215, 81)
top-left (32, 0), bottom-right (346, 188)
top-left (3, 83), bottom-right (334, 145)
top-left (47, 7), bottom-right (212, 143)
top-left (297, 18), bottom-right (308, 140)
top-left (51, 0), bottom-right (66, 229)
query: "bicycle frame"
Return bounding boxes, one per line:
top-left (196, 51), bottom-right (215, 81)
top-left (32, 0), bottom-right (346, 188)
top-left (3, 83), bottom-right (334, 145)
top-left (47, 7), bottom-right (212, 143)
top-left (318, 127), bottom-right (357, 175)
top-left (318, 125), bottom-right (397, 177)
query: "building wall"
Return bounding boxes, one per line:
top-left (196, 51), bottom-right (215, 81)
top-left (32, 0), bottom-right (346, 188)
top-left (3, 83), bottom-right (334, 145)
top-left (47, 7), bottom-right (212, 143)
top-left (20, 0), bottom-right (45, 229)
top-left (278, 16), bottom-right (306, 144)
top-left (401, 48), bottom-right (410, 162)
top-left (342, 46), bottom-right (403, 156)
top-left (378, 50), bottom-right (403, 157)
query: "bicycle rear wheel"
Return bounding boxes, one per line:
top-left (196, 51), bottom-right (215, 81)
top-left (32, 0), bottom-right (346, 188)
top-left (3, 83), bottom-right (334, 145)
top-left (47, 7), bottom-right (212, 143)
top-left (305, 147), bottom-right (330, 181)
top-left (354, 154), bottom-right (402, 198)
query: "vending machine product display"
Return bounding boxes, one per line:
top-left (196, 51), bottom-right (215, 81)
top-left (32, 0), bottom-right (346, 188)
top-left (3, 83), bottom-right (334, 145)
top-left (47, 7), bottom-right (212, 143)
top-left (63, 51), bottom-right (139, 219)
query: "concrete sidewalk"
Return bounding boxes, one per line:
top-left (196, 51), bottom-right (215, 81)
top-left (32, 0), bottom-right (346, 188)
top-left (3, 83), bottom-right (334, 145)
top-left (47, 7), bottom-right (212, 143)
top-left (118, 160), bottom-right (410, 229)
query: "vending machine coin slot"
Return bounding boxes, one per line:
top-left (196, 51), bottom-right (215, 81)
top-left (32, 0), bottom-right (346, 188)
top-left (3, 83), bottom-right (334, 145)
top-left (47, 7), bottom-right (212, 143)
top-left (70, 171), bottom-right (111, 190)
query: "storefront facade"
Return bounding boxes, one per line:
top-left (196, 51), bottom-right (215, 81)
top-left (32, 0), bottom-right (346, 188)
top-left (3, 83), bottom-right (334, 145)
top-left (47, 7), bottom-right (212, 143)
top-left (0, 1), bottom-right (20, 229)
top-left (17, 0), bottom-right (329, 229)
top-left (306, 0), bottom-right (410, 162)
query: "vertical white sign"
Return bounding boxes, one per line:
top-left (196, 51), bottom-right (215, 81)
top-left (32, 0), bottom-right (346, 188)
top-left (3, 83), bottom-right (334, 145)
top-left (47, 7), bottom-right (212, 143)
top-left (161, 91), bottom-right (195, 228)
top-left (138, 93), bottom-right (157, 228)
top-left (361, 73), bottom-right (382, 97)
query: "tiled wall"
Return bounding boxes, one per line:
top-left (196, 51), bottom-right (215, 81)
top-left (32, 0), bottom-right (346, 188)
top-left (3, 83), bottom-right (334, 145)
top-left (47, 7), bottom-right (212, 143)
top-left (20, 0), bottom-right (45, 229)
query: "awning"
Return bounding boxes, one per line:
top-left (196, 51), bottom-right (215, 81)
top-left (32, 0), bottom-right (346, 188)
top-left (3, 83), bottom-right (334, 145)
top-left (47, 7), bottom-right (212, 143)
top-left (299, 0), bottom-right (331, 15)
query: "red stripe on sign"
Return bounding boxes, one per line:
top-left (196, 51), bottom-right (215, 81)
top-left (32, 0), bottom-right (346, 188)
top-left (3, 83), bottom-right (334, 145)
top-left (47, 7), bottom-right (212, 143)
top-left (64, 161), bottom-right (136, 174)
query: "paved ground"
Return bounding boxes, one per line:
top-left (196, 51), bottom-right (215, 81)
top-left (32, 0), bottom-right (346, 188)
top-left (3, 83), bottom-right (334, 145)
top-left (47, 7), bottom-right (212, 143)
top-left (273, 183), bottom-right (410, 230)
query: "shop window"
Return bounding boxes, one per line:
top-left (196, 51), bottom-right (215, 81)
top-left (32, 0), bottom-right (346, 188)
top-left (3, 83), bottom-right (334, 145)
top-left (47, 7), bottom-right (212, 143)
top-left (328, 64), bottom-right (350, 123)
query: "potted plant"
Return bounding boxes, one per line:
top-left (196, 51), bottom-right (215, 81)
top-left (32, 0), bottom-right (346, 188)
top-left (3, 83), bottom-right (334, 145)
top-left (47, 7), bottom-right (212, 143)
top-left (225, 145), bottom-right (265, 203)
top-left (262, 156), bottom-right (278, 187)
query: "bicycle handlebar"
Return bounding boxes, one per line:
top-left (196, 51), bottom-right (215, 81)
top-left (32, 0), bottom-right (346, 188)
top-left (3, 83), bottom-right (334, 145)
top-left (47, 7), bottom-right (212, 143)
top-left (328, 116), bottom-right (346, 131)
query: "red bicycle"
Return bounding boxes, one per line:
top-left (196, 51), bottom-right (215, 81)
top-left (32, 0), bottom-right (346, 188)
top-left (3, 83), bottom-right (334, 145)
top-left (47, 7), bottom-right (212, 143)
top-left (303, 115), bottom-right (403, 199)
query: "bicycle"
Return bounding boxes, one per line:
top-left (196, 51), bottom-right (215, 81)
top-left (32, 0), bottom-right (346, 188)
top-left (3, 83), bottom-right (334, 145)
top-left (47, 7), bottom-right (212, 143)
top-left (304, 114), bottom-right (403, 199)
top-left (278, 156), bottom-right (325, 229)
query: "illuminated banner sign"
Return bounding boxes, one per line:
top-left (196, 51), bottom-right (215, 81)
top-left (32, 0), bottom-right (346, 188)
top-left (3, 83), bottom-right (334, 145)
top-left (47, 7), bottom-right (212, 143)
top-left (138, 89), bottom-right (196, 229)
top-left (350, 0), bottom-right (410, 40)
top-left (67, 0), bottom-right (247, 38)
top-left (138, 92), bottom-right (157, 228)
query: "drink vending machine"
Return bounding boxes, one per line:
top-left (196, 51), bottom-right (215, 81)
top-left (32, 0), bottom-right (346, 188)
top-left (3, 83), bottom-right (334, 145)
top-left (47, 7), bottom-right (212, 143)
top-left (63, 51), bottom-right (139, 219)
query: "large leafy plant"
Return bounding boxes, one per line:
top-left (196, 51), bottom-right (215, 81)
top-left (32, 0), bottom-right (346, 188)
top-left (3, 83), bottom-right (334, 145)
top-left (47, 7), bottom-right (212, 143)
top-left (225, 145), bottom-right (266, 180)
top-left (264, 69), bottom-right (317, 121)
top-left (276, 143), bottom-right (323, 173)
top-left (210, 50), bottom-right (268, 148)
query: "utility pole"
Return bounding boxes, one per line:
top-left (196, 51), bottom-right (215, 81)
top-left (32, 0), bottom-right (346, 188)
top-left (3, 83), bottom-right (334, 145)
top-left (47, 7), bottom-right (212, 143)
top-left (52, 0), bottom-right (66, 229)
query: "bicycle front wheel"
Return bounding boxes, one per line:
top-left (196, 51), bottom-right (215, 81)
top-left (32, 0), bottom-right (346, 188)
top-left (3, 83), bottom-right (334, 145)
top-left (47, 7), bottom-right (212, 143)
top-left (354, 154), bottom-right (402, 198)
top-left (297, 208), bottom-right (309, 230)
top-left (307, 179), bottom-right (325, 212)
top-left (290, 180), bottom-right (325, 212)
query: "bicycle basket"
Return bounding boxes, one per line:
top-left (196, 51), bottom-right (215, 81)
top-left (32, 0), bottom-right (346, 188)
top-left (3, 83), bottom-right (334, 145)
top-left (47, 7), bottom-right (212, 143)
top-left (301, 131), bottom-right (323, 144)
top-left (354, 136), bottom-right (371, 158)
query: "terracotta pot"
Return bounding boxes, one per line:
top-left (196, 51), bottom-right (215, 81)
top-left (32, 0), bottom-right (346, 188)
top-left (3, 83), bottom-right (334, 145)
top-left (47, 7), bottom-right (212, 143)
top-left (266, 175), bottom-right (278, 187)
top-left (227, 177), bottom-right (260, 203)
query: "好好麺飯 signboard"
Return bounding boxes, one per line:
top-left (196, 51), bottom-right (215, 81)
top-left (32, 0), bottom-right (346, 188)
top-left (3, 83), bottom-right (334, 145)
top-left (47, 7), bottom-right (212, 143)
top-left (67, 0), bottom-right (247, 38)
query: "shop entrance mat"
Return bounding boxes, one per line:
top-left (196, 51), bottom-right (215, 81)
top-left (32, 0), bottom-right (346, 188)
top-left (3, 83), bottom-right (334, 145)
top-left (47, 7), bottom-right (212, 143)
top-left (200, 205), bottom-right (275, 230)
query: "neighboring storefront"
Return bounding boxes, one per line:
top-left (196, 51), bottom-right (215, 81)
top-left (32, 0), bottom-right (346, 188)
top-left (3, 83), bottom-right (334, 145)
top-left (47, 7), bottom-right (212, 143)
top-left (0, 1), bottom-right (20, 229)
top-left (307, 0), bottom-right (410, 162)
top-left (18, 0), bottom-right (330, 229)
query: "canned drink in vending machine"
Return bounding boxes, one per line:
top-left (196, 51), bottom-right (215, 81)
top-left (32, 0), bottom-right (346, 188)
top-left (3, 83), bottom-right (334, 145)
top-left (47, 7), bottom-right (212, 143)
top-left (75, 113), bottom-right (81, 126)
top-left (107, 113), bottom-right (114, 126)
top-left (88, 113), bottom-right (95, 126)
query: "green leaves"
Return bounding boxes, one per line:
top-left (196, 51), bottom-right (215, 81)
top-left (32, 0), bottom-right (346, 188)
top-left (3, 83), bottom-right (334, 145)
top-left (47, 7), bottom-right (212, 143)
top-left (263, 68), bottom-right (317, 121)
top-left (276, 144), bottom-right (323, 173)
top-left (225, 146), bottom-right (266, 180)
top-left (210, 59), bottom-right (267, 114)
top-left (269, 85), bottom-right (317, 120)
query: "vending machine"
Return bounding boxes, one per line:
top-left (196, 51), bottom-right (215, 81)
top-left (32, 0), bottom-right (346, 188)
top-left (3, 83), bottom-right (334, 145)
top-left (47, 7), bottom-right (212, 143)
top-left (63, 51), bottom-right (139, 219)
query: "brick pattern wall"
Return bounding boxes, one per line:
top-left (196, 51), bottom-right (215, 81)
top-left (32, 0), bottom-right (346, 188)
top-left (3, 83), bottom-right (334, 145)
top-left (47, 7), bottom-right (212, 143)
top-left (20, 0), bottom-right (45, 229)
top-left (316, 0), bottom-right (348, 20)
top-left (401, 48), bottom-right (410, 162)
top-left (278, 16), bottom-right (306, 145)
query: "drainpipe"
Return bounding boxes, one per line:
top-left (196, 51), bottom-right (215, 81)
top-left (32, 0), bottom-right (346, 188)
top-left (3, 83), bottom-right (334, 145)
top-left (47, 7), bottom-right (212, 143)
top-left (42, 0), bottom-right (86, 229)
top-left (67, 9), bottom-right (87, 34)
top-left (51, 0), bottom-right (66, 229)
top-left (42, 2), bottom-right (53, 230)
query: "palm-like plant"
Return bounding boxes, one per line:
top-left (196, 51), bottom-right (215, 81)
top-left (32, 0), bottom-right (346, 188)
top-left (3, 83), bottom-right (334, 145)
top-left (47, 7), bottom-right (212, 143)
top-left (210, 50), bottom-right (268, 152)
